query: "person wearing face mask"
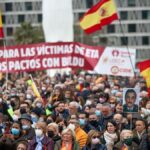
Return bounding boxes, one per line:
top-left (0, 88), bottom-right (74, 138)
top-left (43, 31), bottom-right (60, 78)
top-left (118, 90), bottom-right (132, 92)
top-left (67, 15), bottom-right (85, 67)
top-left (86, 113), bottom-right (102, 132)
top-left (82, 130), bottom-right (106, 150)
top-left (114, 130), bottom-right (138, 150)
top-left (68, 119), bottom-right (88, 149)
top-left (47, 123), bottom-right (61, 146)
top-left (0, 122), bottom-right (22, 150)
top-left (28, 122), bottom-right (54, 150)
top-left (19, 113), bottom-right (35, 141)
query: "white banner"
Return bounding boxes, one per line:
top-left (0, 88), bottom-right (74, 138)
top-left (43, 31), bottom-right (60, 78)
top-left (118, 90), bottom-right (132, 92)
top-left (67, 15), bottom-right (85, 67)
top-left (42, 0), bottom-right (73, 42)
top-left (94, 47), bottom-right (136, 77)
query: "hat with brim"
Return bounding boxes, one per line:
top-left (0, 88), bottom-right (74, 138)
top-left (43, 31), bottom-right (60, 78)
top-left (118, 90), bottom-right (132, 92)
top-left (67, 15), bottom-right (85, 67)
top-left (19, 113), bottom-right (32, 123)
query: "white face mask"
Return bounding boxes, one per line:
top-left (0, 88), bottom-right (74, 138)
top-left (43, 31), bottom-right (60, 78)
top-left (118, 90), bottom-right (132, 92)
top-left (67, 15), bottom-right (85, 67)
top-left (35, 129), bottom-right (43, 138)
top-left (91, 138), bottom-right (100, 145)
top-left (68, 123), bottom-right (75, 131)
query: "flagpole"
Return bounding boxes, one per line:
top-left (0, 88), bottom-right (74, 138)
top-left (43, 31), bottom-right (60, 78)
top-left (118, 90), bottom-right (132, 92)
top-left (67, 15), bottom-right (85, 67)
top-left (118, 19), bottom-right (136, 77)
top-left (1, 38), bottom-right (9, 90)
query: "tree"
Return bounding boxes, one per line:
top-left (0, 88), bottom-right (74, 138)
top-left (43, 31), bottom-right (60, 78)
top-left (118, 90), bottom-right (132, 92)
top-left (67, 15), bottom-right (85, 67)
top-left (14, 22), bottom-right (44, 45)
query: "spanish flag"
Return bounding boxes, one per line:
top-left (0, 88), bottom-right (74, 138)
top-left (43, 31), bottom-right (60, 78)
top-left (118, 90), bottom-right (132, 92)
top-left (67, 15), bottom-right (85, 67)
top-left (0, 11), bottom-right (4, 38)
top-left (137, 59), bottom-right (150, 97)
top-left (80, 0), bottom-right (118, 34)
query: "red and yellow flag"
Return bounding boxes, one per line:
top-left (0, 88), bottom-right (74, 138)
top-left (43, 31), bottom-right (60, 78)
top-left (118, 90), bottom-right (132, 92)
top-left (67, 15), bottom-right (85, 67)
top-left (0, 11), bottom-right (4, 38)
top-left (137, 59), bottom-right (150, 97)
top-left (80, 0), bottom-right (118, 34)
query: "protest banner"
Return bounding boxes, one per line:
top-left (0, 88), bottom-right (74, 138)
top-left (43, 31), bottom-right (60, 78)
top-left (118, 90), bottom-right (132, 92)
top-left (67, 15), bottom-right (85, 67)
top-left (0, 42), bottom-right (136, 77)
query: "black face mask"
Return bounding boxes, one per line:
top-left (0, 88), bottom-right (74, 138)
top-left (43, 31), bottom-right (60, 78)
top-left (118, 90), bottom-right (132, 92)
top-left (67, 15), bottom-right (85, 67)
top-left (48, 131), bottom-right (54, 138)
top-left (89, 120), bottom-right (98, 126)
top-left (10, 101), bottom-right (15, 108)
top-left (58, 125), bottom-right (63, 133)
top-left (46, 120), bottom-right (53, 125)
top-left (20, 108), bottom-right (27, 114)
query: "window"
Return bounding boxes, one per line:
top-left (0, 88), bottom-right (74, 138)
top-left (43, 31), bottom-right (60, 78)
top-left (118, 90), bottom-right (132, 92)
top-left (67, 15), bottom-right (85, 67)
top-left (128, 24), bottom-right (136, 33)
top-left (120, 11), bottom-right (128, 20)
top-left (128, 0), bottom-right (136, 7)
top-left (142, 11), bottom-right (150, 19)
top-left (78, 13), bottom-right (84, 20)
top-left (18, 15), bottom-right (25, 23)
top-left (107, 25), bottom-right (115, 33)
top-left (5, 3), bottom-right (13, 11)
top-left (86, 0), bottom-right (93, 8)
top-left (7, 27), bottom-right (13, 36)
top-left (142, 36), bottom-right (149, 45)
top-left (38, 14), bottom-right (42, 23)
top-left (2, 15), bottom-right (5, 24)
top-left (121, 37), bottom-right (128, 45)
top-left (25, 2), bottom-right (32, 11)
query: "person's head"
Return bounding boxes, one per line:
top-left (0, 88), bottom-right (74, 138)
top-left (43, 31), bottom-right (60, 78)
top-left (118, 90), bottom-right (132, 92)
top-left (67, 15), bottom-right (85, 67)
top-left (79, 112), bottom-right (87, 126)
top-left (68, 119), bottom-right (80, 130)
top-left (69, 101), bottom-right (79, 115)
top-left (16, 141), bottom-right (28, 150)
top-left (120, 130), bottom-right (133, 146)
top-left (35, 122), bottom-right (46, 138)
top-left (19, 114), bottom-right (32, 130)
top-left (86, 130), bottom-right (100, 145)
top-left (64, 89), bottom-right (72, 99)
top-left (125, 89), bottom-right (137, 108)
top-left (20, 102), bottom-right (30, 114)
top-left (57, 102), bottom-right (65, 113)
top-left (115, 103), bottom-right (123, 113)
top-left (61, 128), bottom-right (75, 143)
top-left (113, 113), bottom-right (123, 125)
top-left (109, 96), bottom-right (117, 109)
top-left (47, 123), bottom-right (59, 138)
top-left (89, 113), bottom-right (98, 122)
top-left (106, 120), bottom-right (117, 134)
top-left (11, 122), bottom-right (21, 136)
top-left (135, 119), bottom-right (146, 133)
top-left (101, 103), bottom-right (112, 117)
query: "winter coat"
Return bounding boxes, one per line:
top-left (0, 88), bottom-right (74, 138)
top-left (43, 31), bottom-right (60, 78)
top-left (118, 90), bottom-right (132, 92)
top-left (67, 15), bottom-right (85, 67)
top-left (75, 127), bottom-right (88, 149)
top-left (82, 144), bottom-right (107, 150)
top-left (54, 140), bottom-right (80, 150)
top-left (113, 141), bottom-right (139, 150)
top-left (28, 135), bottom-right (54, 150)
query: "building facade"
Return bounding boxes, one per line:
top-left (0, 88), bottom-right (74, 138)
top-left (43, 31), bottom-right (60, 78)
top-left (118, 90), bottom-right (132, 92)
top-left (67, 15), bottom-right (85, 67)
top-left (0, 0), bottom-right (150, 62)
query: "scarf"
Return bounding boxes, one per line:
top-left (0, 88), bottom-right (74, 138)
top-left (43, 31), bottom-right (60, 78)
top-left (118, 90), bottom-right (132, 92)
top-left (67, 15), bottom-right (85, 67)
top-left (35, 136), bottom-right (44, 150)
top-left (104, 131), bottom-right (118, 144)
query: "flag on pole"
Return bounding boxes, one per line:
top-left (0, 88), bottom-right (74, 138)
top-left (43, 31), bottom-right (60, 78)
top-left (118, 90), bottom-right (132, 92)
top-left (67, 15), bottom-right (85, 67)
top-left (27, 80), bottom-right (41, 98)
top-left (137, 59), bottom-right (150, 97)
top-left (0, 11), bottom-right (4, 38)
top-left (80, 0), bottom-right (118, 34)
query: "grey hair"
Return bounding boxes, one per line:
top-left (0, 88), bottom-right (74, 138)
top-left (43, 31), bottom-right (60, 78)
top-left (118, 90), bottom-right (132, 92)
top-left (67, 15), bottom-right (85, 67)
top-left (47, 123), bottom-right (59, 134)
top-left (120, 129), bottom-right (133, 140)
top-left (69, 101), bottom-right (79, 109)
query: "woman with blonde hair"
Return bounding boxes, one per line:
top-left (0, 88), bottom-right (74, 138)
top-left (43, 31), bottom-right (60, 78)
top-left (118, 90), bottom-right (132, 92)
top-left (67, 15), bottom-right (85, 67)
top-left (82, 130), bottom-right (106, 150)
top-left (54, 127), bottom-right (80, 150)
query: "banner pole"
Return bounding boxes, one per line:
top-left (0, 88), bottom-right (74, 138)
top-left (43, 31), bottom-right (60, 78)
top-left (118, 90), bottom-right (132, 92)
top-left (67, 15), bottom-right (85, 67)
top-left (118, 19), bottom-right (136, 77)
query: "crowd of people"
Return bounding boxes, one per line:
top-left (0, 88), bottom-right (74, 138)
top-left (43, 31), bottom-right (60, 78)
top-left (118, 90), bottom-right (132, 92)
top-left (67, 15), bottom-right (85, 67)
top-left (0, 70), bottom-right (150, 150)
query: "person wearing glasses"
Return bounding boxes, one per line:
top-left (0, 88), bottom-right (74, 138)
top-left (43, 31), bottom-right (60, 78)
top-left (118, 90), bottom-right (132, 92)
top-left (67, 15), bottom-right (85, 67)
top-left (82, 130), bottom-right (106, 150)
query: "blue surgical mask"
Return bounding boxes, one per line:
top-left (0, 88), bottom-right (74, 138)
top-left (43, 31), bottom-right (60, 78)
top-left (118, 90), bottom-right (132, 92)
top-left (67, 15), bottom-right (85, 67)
top-left (31, 116), bottom-right (38, 123)
top-left (79, 119), bottom-right (86, 126)
top-left (95, 110), bottom-right (101, 116)
top-left (111, 89), bottom-right (118, 95)
top-left (11, 128), bottom-right (20, 136)
top-left (22, 125), bottom-right (30, 130)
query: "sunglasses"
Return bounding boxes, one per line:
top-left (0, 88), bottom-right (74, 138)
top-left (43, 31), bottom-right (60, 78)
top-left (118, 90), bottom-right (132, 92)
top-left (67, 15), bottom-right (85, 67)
top-left (92, 136), bottom-right (99, 139)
